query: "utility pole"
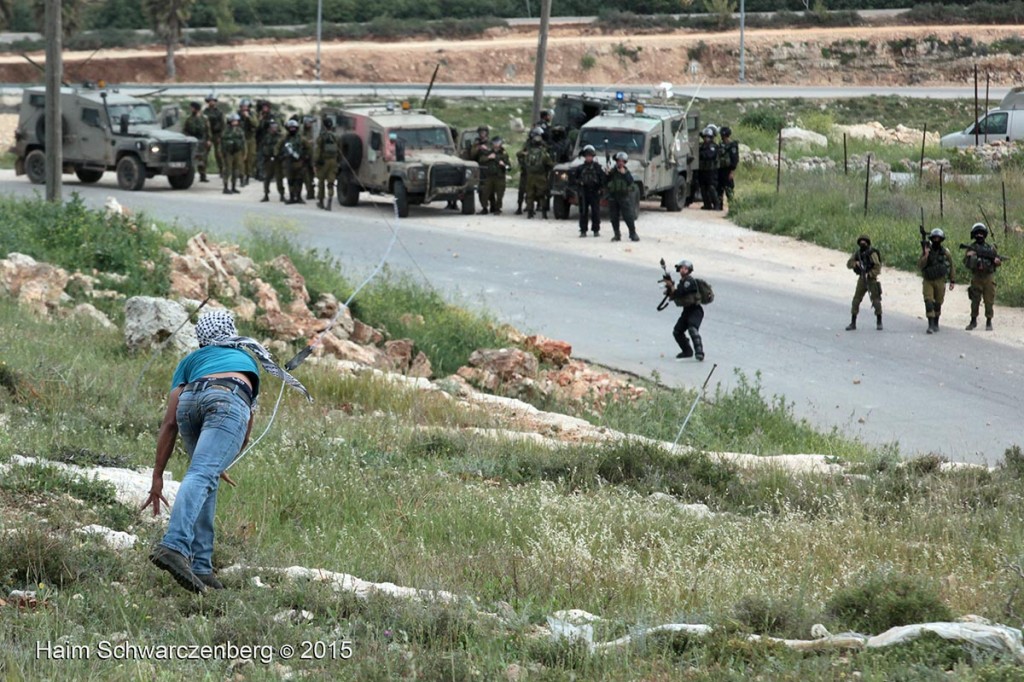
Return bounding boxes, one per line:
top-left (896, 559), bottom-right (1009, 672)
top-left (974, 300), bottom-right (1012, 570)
top-left (44, 0), bottom-right (62, 202)
top-left (315, 0), bottom-right (323, 81)
top-left (531, 0), bottom-right (551, 127)
top-left (738, 0), bottom-right (746, 82)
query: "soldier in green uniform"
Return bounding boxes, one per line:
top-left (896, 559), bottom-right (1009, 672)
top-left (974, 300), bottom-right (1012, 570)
top-left (697, 126), bottom-right (720, 211)
top-left (523, 127), bottom-right (553, 219)
top-left (301, 116), bottom-right (317, 201)
top-left (238, 99), bottom-right (259, 186)
top-left (467, 126), bottom-right (491, 212)
top-left (716, 126), bottom-right (739, 210)
top-left (606, 152), bottom-right (639, 242)
top-left (276, 118), bottom-right (312, 205)
top-left (315, 117), bottom-right (340, 211)
top-left (182, 101), bottom-right (211, 183)
top-left (203, 94), bottom-right (226, 178)
top-left (219, 114), bottom-right (246, 195)
top-left (259, 120), bottom-right (285, 203)
top-left (571, 144), bottom-right (605, 237)
top-left (918, 227), bottom-right (956, 334)
top-left (963, 222), bottom-right (1003, 330)
top-left (477, 136), bottom-right (511, 214)
top-left (255, 100), bottom-right (274, 181)
top-left (845, 234), bottom-right (883, 331)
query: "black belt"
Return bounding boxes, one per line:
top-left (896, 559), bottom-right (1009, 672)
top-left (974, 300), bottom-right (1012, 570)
top-left (183, 377), bottom-right (253, 406)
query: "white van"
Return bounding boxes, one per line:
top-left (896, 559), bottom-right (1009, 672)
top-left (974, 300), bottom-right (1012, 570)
top-left (941, 88), bottom-right (1024, 148)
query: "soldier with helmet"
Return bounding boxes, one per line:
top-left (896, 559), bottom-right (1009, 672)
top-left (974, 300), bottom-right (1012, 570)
top-left (276, 118), bottom-right (312, 204)
top-left (301, 116), bottom-right (317, 201)
top-left (697, 125), bottom-right (720, 211)
top-left (476, 135), bottom-right (511, 215)
top-left (220, 113), bottom-right (246, 195)
top-left (203, 94), bottom-right (226, 177)
top-left (664, 259), bottom-right (705, 361)
top-left (183, 101), bottom-right (211, 183)
top-left (521, 127), bottom-right (553, 219)
top-left (919, 227), bottom-right (956, 334)
top-left (469, 125), bottom-right (491, 212)
top-left (254, 100), bottom-right (274, 181)
top-left (845, 234), bottom-right (883, 331)
top-left (315, 117), bottom-right (341, 211)
top-left (571, 144), bottom-right (605, 237)
top-left (237, 99), bottom-right (259, 186)
top-left (259, 119), bottom-right (285, 203)
top-left (963, 222), bottom-right (1004, 330)
top-left (717, 125), bottom-right (739, 210)
top-left (606, 151), bottom-right (639, 242)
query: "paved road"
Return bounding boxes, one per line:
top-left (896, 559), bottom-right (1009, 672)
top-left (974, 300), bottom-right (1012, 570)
top-left (1, 170), bottom-right (1019, 464)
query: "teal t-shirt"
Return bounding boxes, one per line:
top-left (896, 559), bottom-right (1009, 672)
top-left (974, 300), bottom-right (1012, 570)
top-left (171, 346), bottom-right (260, 399)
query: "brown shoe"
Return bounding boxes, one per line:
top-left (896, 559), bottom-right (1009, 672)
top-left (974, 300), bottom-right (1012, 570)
top-left (149, 545), bottom-right (207, 594)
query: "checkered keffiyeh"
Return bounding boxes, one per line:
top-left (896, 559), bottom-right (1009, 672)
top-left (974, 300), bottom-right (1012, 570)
top-left (194, 309), bottom-right (312, 402)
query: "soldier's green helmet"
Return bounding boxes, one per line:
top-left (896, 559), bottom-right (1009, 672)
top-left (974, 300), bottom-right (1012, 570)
top-left (675, 259), bottom-right (694, 271)
top-left (929, 228), bottom-right (945, 240)
top-left (857, 234), bottom-right (871, 246)
top-left (189, 100), bottom-right (201, 111)
top-left (971, 222), bottom-right (988, 238)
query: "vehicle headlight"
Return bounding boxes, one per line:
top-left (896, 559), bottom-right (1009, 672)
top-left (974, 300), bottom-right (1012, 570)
top-left (555, 171), bottom-right (568, 183)
top-left (150, 144), bottom-right (161, 154)
top-left (408, 168), bottom-right (426, 182)
top-left (465, 167), bottom-right (476, 180)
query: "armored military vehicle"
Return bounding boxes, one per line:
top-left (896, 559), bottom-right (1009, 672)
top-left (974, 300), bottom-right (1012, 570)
top-left (325, 103), bottom-right (479, 217)
top-left (549, 102), bottom-right (701, 219)
top-left (551, 93), bottom-right (621, 135)
top-left (14, 83), bottom-right (199, 191)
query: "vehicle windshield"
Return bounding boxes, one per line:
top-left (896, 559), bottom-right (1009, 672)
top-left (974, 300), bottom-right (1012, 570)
top-left (578, 129), bottom-right (646, 154)
top-left (389, 127), bottom-right (451, 148)
top-left (106, 103), bottom-right (157, 125)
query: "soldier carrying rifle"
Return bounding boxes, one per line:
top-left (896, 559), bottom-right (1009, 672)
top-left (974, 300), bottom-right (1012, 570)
top-left (961, 222), bottom-right (1007, 331)
top-left (845, 234), bottom-right (883, 331)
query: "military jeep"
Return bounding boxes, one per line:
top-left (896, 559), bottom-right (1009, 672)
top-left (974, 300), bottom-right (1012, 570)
top-left (14, 84), bottom-right (199, 191)
top-left (325, 104), bottom-right (479, 217)
top-left (549, 102), bottom-right (701, 219)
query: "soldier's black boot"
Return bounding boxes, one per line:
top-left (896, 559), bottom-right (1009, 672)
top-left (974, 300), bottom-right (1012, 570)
top-left (926, 318), bottom-right (935, 334)
top-left (326, 196), bottom-right (333, 211)
top-left (689, 328), bottom-right (705, 361)
top-left (876, 314), bottom-right (883, 331)
top-left (231, 179), bottom-right (240, 194)
top-left (200, 173), bottom-right (209, 183)
top-left (279, 193), bottom-right (286, 203)
top-left (845, 314), bottom-right (857, 331)
top-left (317, 198), bottom-right (324, 209)
top-left (611, 229), bottom-right (621, 242)
top-left (966, 316), bottom-right (978, 330)
top-left (515, 199), bottom-right (523, 215)
top-left (676, 339), bottom-right (694, 359)
top-left (629, 229), bottom-right (640, 242)
top-left (307, 189), bottom-right (315, 201)
top-left (260, 192), bottom-right (269, 203)
top-left (986, 317), bottom-right (993, 331)
top-left (934, 314), bottom-right (940, 332)
top-left (222, 184), bottom-right (231, 195)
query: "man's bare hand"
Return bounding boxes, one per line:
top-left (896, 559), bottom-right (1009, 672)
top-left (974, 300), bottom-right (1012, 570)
top-left (140, 484), bottom-right (169, 516)
top-left (220, 471), bottom-right (237, 488)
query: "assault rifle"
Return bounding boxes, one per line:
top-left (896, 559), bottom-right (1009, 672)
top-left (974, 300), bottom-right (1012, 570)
top-left (282, 141), bottom-right (301, 161)
top-left (918, 207), bottom-right (928, 250)
top-left (657, 258), bottom-right (674, 311)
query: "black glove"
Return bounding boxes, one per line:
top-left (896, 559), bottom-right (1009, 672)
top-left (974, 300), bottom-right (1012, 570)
top-left (853, 264), bottom-right (863, 275)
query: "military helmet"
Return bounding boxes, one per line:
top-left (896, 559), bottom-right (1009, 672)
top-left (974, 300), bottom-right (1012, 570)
top-left (540, 109), bottom-right (551, 118)
top-left (303, 115), bottom-right (314, 125)
top-left (268, 119), bottom-right (279, 129)
top-left (929, 228), bottom-right (945, 240)
top-left (614, 151), bottom-right (628, 162)
top-left (581, 144), bottom-right (597, 156)
top-left (529, 126), bottom-right (544, 138)
top-left (228, 113), bottom-right (240, 123)
top-left (477, 125), bottom-right (489, 133)
top-left (205, 93), bottom-right (218, 102)
top-left (857, 234), bottom-right (871, 246)
top-left (701, 126), bottom-right (716, 139)
top-left (240, 98), bottom-right (251, 108)
top-left (189, 100), bottom-right (202, 110)
top-left (492, 136), bottom-right (503, 146)
top-left (971, 222), bottom-right (988, 237)
top-left (720, 126), bottom-right (732, 137)
top-left (322, 116), bottom-right (334, 128)
top-left (285, 119), bottom-right (299, 130)
top-left (675, 259), bottom-right (694, 271)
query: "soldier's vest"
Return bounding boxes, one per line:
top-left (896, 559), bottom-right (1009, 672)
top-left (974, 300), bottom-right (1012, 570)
top-left (205, 107), bottom-right (225, 136)
top-left (966, 242), bottom-right (999, 274)
top-left (241, 113), bottom-right (256, 135)
top-left (183, 115), bottom-right (206, 140)
top-left (606, 170), bottom-right (632, 197)
top-left (577, 162), bottom-right (604, 191)
top-left (720, 140), bottom-right (739, 169)
top-left (223, 129), bottom-right (245, 154)
top-left (524, 145), bottom-right (547, 174)
top-left (699, 142), bottom-right (719, 171)
top-left (320, 132), bottom-right (339, 158)
top-left (922, 246), bottom-right (950, 280)
top-left (262, 132), bottom-right (282, 156)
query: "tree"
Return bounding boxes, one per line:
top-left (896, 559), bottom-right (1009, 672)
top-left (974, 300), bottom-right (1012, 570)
top-left (145, 0), bottom-right (196, 80)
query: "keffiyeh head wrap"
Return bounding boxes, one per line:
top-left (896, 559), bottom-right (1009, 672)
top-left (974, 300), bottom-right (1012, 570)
top-left (195, 309), bottom-right (312, 402)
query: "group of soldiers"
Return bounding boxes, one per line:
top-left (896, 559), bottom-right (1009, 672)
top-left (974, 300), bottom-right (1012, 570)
top-left (184, 96), bottom-right (342, 209)
top-left (845, 222), bottom-right (1005, 333)
top-left (695, 124), bottom-right (740, 212)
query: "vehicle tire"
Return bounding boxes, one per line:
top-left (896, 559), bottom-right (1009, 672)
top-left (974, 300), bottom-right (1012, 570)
top-left (167, 168), bottom-right (195, 190)
top-left (393, 180), bottom-right (409, 218)
top-left (663, 175), bottom-right (683, 212)
top-left (553, 195), bottom-right (570, 220)
top-left (74, 168), bottom-right (104, 184)
top-left (461, 192), bottom-right (475, 215)
top-left (116, 155), bottom-right (146, 191)
top-left (340, 133), bottom-right (363, 173)
top-left (24, 149), bottom-right (46, 184)
top-left (338, 172), bottom-right (360, 206)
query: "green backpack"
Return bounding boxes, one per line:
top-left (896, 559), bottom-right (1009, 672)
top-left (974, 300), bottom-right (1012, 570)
top-left (695, 278), bottom-right (715, 304)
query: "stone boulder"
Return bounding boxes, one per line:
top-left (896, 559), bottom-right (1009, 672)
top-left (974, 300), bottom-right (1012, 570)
top-left (524, 335), bottom-right (572, 367)
top-left (168, 251), bottom-right (215, 300)
top-left (409, 351), bottom-right (433, 378)
top-left (317, 335), bottom-right (386, 367)
top-left (70, 303), bottom-right (116, 330)
top-left (781, 127), bottom-right (828, 149)
top-left (0, 252), bottom-right (70, 315)
top-left (250, 278), bottom-right (319, 341)
top-left (384, 339), bottom-right (415, 372)
top-left (467, 348), bottom-right (538, 380)
top-left (350, 318), bottom-right (385, 346)
top-left (123, 296), bottom-right (198, 354)
top-left (269, 255), bottom-right (310, 304)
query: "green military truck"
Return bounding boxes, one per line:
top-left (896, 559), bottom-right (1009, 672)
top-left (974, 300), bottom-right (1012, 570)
top-left (14, 83), bottom-right (199, 191)
top-left (325, 103), bottom-right (479, 217)
top-left (549, 102), bottom-right (701, 219)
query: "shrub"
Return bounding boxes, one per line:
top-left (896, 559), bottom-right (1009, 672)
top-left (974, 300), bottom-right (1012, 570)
top-left (732, 594), bottom-right (817, 638)
top-left (826, 571), bottom-right (953, 634)
top-left (1001, 445), bottom-right (1024, 478)
top-left (740, 108), bottom-right (785, 133)
top-left (580, 53), bottom-right (597, 71)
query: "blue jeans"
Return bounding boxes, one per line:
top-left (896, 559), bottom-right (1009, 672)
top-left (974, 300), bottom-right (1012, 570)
top-left (160, 387), bottom-right (250, 575)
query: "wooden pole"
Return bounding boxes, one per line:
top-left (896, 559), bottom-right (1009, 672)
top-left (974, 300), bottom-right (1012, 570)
top-left (985, 72), bottom-right (990, 145)
top-left (530, 0), bottom-right (551, 127)
top-left (918, 123), bottom-right (927, 181)
top-left (843, 133), bottom-right (848, 175)
top-left (939, 165), bottom-right (944, 219)
top-left (44, 0), bottom-right (63, 203)
top-left (1003, 180), bottom-right (1008, 236)
top-left (776, 128), bottom-right (783, 193)
top-left (864, 153), bottom-right (871, 216)
top-left (974, 64), bottom-right (979, 147)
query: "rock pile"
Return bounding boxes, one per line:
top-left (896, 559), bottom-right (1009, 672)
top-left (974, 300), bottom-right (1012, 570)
top-left (832, 121), bottom-right (939, 146)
